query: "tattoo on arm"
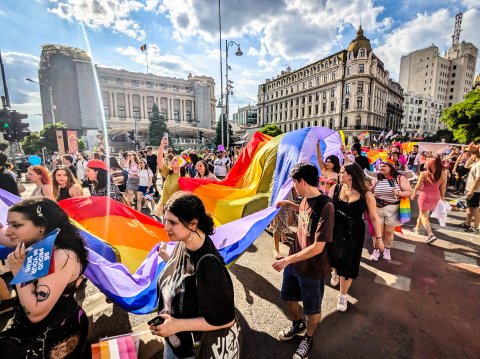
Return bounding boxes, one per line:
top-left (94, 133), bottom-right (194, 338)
top-left (35, 285), bottom-right (51, 302)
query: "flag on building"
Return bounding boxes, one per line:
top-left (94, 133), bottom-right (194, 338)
top-left (140, 44), bottom-right (147, 52)
top-left (358, 131), bottom-right (369, 140)
top-left (385, 129), bottom-right (393, 139)
top-left (379, 130), bottom-right (385, 139)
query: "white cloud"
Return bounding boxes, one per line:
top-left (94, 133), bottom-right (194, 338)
top-left (48, 0), bottom-right (146, 40)
top-left (376, 7), bottom-right (480, 80)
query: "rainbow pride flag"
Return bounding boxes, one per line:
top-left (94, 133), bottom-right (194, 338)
top-left (0, 127), bottom-right (343, 314)
top-left (399, 197), bottom-right (411, 224)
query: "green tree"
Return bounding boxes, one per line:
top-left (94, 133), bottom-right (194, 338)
top-left (77, 138), bottom-right (86, 152)
top-left (214, 117), bottom-right (234, 147)
top-left (148, 103), bottom-right (168, 146)
top-left (259, 124), bottom-right (283, 137)
top-left (440, 89), bottom-right (480, 143)
top-left (21, 122), bottom-right (67, 154)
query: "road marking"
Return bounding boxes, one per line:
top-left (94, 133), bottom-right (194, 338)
top-left (374, 270), bottom-right (411, 292)
top-left (392, 241), bottom-right (416, 253)
top-left (444, 251), bottom-right (478, 267)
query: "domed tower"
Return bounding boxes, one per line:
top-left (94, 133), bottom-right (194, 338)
top-left (474, 73), bottom-right (480, 90)
top-left (347, 25), bottom-right (372, 57)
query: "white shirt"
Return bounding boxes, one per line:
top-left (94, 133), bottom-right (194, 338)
top-left (466, 161), bottom-right (480, 193)
top-left (139, 168), bottom-right (153, 187)
top-left (76, 159), bottom-right (88, 180)
top-left (213, 157), bottom-right (230, 177)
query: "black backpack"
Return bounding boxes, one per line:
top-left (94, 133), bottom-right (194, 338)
top-left (327, 185), bottom-right (354, 263)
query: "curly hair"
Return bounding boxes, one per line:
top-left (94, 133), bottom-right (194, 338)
top-left (164, 191), bottom-right (215, 236)
top-left (9, 198), bottom-right (88, 272)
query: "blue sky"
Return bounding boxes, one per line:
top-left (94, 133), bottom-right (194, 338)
top-left (0, 0), bottom-right (479, 131)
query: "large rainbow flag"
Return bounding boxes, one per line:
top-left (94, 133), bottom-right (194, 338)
top-left (0, 127), bottom-right (342, 314)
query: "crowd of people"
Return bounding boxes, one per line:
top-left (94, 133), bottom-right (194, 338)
top-left (0, 136), bottom-right (479, 359)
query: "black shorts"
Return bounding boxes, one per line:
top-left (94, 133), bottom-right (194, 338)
top-left (466, 192), bottom-right (480, 208)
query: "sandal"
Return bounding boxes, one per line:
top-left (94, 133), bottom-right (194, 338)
top-left (273, 250), bottom-right (284, 260)
top-left (414, 227), bottom-right (420, 235)
top-left (425, 234), bottom-right (437, 244)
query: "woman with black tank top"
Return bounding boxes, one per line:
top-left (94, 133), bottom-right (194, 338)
top-left (52, 166), bottom-right (83, 202)
top-left (0, 198), bottom-right (90, 358)
top-left (328, 163), bottom-right (383, 312)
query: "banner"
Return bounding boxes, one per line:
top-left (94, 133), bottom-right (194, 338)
top-left (67, 130), bottom-right (79, 154)
top-left (10, 228), bottom-right (59, 285)
top-left (56, 130), bottom-right (66, 154)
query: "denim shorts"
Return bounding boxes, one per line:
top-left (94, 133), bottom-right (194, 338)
top-left (280, 265), bottom-right (325, 315)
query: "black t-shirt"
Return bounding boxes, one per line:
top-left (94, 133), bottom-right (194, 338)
top-left (156, 236), bottom-right (235, 358)
top-left (355, 155), bottom-right (370, 170)
top-left (146, 154), bottom-right (157, 173)
top-left (68, 165), bottom-right (77, 178)
top-left (407, 152), bottom-right (418, 166)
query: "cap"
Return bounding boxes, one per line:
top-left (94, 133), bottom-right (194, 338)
top-left (87, 159), bottom-right (109, 171)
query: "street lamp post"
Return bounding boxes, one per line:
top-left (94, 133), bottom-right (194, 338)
top-left (218, 0), bottom-right (224, 148)
top-left (26, 78), bottom-right (55, 124)
top-left (225, 40), bottom-right (243, 150)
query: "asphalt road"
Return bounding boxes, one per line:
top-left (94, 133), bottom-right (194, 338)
top-left (2, 182), bottom-right (479, 358)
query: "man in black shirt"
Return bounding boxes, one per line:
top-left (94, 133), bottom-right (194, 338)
top-left (62, 154), bottom-right (77, 178)
top-left (351, 143), bottom-right (370, 170)
top-left (146, 147), bottom-right (159, 196)
top-left (0, 152), bottom-right (19, 196)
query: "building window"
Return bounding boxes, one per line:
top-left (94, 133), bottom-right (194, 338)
top-left (323, 74), bottom-right (328, 83)
top-left (301, 108), bottom-right (305, 117)
top-left (356, 116), bottom-right (361, 127)
top-left (302, 96), bottom-right (306, 104)
top-left (330, 88), bottom-right (335, 97)
top-left (347, 66), bottom-right (352, 75)
top-left (118, 106), bottom-right (126, 118)
top-left (296, 98), bottom-right (299, 105)
top-left (315, 92), bottom-right (319, 101)
top-left (315, 104), bottom-right (318, 114)
top-left (332, 72), bottom-right (336, 80)
top-left (345, 98), bottom-right (349, 109)
top-left (357, 82), bottom-right (364, 93)
top-left (133, 107), bottom-right (140, 119)
top-left (186, 111), bottom-right (192, 121)
top-left (330, 101), bottom-right (334, 112)
top-left (174, 110), bottom-right (180, 121)
top-left (322, 103), bottom-right (326, 113)
top-left (349, 52), bottom-right (354, 60)
top-left (343, 117), bottom-right (348, 127)
top-left (345, 83), bottom-right (351, 94)
top-left (322, 90), bottom-right (327, 99)
top-left (358, 64), bottom-right (364, 73)
top-left (104, 105), bottom-right (110, 118)
top-left (359, 49), bottom-right (365, 57)
top-left (357, 97), bottom-right (362, 108)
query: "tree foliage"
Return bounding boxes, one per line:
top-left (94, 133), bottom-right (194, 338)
top-left (148, 103), bottom-right (168, 146)
top-left (440, 89), bottom-right (480, 143)
top-left (214, 117), bottom-right (234, 147)
top-left (21, 122), bottom-right (67, 154)
top-left (259, 124), bottom-right (283, 137)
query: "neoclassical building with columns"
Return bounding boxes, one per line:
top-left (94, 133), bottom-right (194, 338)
top-left (256, 27), bottom-right (404, 142)
top-left (38, 44), bottom-right (216, 140)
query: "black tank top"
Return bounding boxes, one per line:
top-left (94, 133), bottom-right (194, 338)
top-left (57, 186), bottom-right (71, 201)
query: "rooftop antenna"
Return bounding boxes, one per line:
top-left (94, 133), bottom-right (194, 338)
top-left (452, 12), bottom-right (463, 46)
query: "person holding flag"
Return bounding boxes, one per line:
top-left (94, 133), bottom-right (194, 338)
top-left (0, 198), bottom-right (89, 358)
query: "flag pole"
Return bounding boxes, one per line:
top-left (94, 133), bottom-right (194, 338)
top-left (145, 46), bottom-right (149, 74)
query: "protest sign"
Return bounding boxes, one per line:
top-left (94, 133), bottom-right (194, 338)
top-left (10, 228), bottom-right (59, 285)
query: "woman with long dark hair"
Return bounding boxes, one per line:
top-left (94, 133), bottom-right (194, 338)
top-left (316, 142), bottom-right (340, 194)
top-left (328, 163), bottom-right (383, 312)
top-left (195, 160), bottom-right (219, 180)
top-left (370, 159), bottom-right (412, 261)
top-left (151, 192), bottom-right (241, 358)
top-left (51, 166), bottom-right (83, 201)
top-left (85, 159), bottom-right (124, 203)
top-left (411, 156), bottom-right (447, 243)
top-left (0, 198), bottom-right (89, 358)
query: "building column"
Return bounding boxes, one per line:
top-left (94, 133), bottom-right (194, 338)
top-left (128, 93), bottom-right (133, 119)
top-left (109, 92), bottom-right (115, 118)
top-left (192, 100), bottom-right (195, 120)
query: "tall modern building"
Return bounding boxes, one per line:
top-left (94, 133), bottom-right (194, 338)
top-left (38, 45), bottom-right (216, 139)
top-left (399, 43), bottom-right (477, 107)
top-left (256, 26), bottom-right (404, 142)
top-left (401, 92), bottom-right (444, 137)
top-left (232, 104), bottom-right (257, 126)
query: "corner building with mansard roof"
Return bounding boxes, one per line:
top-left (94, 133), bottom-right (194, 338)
top-left (256, 26), bottom-right (404, 143)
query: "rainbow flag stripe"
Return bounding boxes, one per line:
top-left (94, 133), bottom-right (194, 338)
top-left (399, 197), bottom-right (411, 224)
top-left (91, 335), bottom-right (137, 359)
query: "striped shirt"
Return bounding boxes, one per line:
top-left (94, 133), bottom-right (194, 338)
top-left (374, 178), bottom-right (401, 203)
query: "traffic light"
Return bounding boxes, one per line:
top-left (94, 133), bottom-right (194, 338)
top-left (11, 111), bottom-right (30, 141)
top-left (0, 109), bottom-right (11, 133)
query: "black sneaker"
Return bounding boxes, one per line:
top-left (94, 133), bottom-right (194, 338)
top-left (293, 335), bottom-right (313, 359)
top-left (464, 227), bottom-right (479, 234)
top-left (458, 222), bottom-right (470, 229)
top-left (278, 320), bottom-right (307, 341)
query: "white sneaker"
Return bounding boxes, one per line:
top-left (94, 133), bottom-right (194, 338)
top-left (370, 249), bottom-right (380, 262)
top-left (383, 248), bottom-right (391, 261)
top-left (330, 270), bottom-right (339, 286)
top-left (337, 295), bottom-right (348, 312)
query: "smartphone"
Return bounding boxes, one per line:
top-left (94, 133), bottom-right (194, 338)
top-left (148, 315), bottom-right (165, 326)
top-left (162, 132), bottom-right (169, 143)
